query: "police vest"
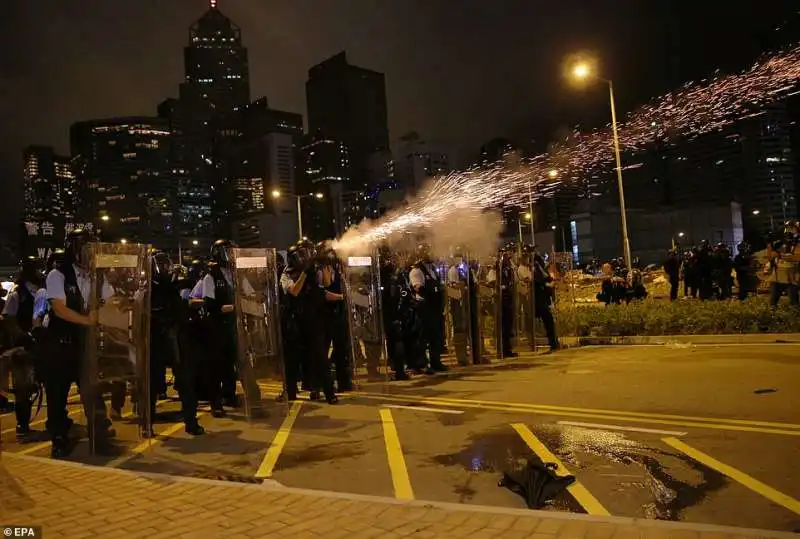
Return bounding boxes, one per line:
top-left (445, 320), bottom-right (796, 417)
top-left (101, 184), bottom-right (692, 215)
top-left (47, 262), bottom-right (85, 344)
top-left (15, 285), bottom-right (35, 333)
top-left (208, 266), bottom-right (233, 313)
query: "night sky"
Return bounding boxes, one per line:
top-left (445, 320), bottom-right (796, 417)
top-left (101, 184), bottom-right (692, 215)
top-left (0, 0), bottom-right (797, 238)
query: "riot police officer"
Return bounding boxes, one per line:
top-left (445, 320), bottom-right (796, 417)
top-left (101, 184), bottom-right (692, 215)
top-left (317, 243), bottom-right (350, 392)
top-left (409, 243), bottom-right (447, 372)
top-left (1, 256), bottom-right (44, 438)
top-left (191, 240), bottom-right (238, 417)
top-left (283, 240), bottom-right (337, 403)
top-left (43, 229), bottom-right (112, 457)
top-left (151, 251), bottom-right (203, 435)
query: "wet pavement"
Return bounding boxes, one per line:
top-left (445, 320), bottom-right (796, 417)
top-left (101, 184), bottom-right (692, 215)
top-left (1, 344), bottom-right (799, 533)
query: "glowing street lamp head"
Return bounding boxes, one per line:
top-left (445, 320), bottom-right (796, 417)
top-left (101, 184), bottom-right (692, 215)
top-left (678, 232), bottom-right (685, 238)
top-left (551, 225), bottom-right (557, 230)
top-left (314, 192), bottom-right (324, 199)
top-left (192, 239), bottom-right (199, 246)
top-left (271, 190), bottom-right (281, 199)
top-left (101, 215), bottom-right (110, 222)
top-left (120, 239), bottom-right (127, 244)
top-left (523, 212), bottom-right (532, 220)
top-left (572, 63), bottom-right (591, 80)
top-left (548, 169), bottom-right (559, 179)
top-left (752, 209), bottom-right (760, 215)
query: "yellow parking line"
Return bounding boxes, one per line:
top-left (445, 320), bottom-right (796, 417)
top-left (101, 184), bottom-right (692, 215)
top-left (355, 394), bottom-right (800, 437)
top-left (255, 400), bottom-right (302, 479)
top-left (379, 408), bottom-right (414, 500)
top-left (663, 437), bottom-right (800, 516)
top-left (511, 423), bottom-right (610, 516)
top-left (358, 392), bottom-right (800, 430)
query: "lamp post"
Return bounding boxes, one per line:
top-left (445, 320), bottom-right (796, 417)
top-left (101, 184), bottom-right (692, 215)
top-left (570, 59), bottom-right (632, 277)
top-left (272, 190), bottom-right (323, 239)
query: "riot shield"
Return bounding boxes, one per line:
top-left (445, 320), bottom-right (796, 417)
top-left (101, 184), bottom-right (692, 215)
top-left (515, 261), bottom-right (537, 352)
top-left (229, 248), bottom-right (285, 419)
top-left (477, 257), bottom-right (503, 360)
top-left (444, 256), bottom-right (477, 366)
top-left (84, 242), bottom-right (151, 455)
top-left (342, 250), bottom-right (389, 387)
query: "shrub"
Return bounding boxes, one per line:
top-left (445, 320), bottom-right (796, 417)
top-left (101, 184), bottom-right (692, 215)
top-left (553, 296), bottom-right (800, 336)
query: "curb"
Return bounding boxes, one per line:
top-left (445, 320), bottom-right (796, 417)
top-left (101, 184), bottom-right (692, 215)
top-left (560, 333), bottom-right (800, 346)
top-left (3, 452), bottom-right (797, 538)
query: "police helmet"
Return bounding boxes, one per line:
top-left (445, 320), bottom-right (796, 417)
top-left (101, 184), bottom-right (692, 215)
top-left (286, 245), bottom-right (302, 270)
top-left (46, 249), bottom-right (65, 272)
top-left (65, 228), bottom-right (92, 265)
top-left (151, 250), bottom-right (173, 280)
top-left (210, 239), bottom-right (234, 265)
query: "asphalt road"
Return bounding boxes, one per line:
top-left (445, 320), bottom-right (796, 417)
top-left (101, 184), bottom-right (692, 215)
top-left (1, 344), bottom-right (799, 533)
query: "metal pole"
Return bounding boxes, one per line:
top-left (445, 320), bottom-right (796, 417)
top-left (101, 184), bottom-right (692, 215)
top-left (296, 195), bottom-right (303, 239)
top-left (178, 242), bottom-right (182, 265)
top-left (527, 180), bottom-right (537, 353)
top-left (608, 80), bottom-right (632, 277)
top-left (561, 227), bottom-right (567, 254)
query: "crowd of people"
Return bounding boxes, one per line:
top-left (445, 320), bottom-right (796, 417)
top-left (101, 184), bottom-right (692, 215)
top-left (0, 230), bottom-right (564, 460)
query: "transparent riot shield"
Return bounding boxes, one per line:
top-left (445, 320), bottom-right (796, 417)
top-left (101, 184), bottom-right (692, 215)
top-left (229, 248), bottom-right (285, 419)
top-left (343, 250), bottom-right (390, 387)
top-left (444, 256), bottom-right (477, 367)
top-left (515, 261), bottom-right (537, 352)
top-left (477, 257), bottom-right (503, 360)
top-left (84, 242), bottom-right (151, 455)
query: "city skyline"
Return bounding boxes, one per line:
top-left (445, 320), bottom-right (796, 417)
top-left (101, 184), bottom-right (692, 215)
top-left (2, 0), bottom-right (799, 240)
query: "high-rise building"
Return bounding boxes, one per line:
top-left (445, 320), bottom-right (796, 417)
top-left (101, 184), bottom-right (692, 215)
top-left (306, 51), bottom-right (389, 187)
top-left (228, 99), bottom-right (304, 249)
top-left (23, 145), bottom-right (76, 222)
top-left (394, 132), bottom-right (450, 192)
top-left (70, 117), bottom-right (174, 247)
top-left (163, 0), bottom-right (251, 245)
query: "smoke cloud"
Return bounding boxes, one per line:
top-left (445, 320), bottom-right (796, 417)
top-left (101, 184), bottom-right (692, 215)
top-left (333, 177), bottom-right (504, 261)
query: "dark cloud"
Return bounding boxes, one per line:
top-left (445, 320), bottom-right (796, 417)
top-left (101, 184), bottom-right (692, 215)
top-left (0, 0), bottom-right (795, 235)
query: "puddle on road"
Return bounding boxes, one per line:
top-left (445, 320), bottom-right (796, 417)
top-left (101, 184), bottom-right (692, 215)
top-left (431, 428), bottom-right (582, 511)
top-left (537, 425), bottom-right (728, 520)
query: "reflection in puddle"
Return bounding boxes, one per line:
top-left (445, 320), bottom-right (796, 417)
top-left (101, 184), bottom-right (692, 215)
top-left (538, 425), bottom-right (727, 520)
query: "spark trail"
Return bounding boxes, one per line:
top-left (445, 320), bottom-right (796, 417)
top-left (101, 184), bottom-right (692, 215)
top-left (335, 45), bottom-right (800, 253)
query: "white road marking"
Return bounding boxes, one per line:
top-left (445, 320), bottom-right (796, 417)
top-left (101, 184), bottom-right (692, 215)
top-left (557, 420), bottom-right (687, 436)
top-left (382, 404), bottom-right (464, 415)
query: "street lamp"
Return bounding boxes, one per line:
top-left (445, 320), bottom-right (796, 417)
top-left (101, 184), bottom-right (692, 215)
top-left (678, 232), bottom-right (685, 238)
top-left (568, 56), bottom-right (632, 277)
top-left (548, 169), bottom-right (559, 180)
top-left (101, 215), bottom-right (110, 222)
top-left (752, 209), bottom-right (760, 215)
top-left (192, 239), bottom-right (199, 246)
top-left (272, 190), bottom-right (324, 239)
top-left (120, 238), bottom-right (127, 244)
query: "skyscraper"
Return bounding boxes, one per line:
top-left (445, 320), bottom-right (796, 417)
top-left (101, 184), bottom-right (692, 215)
top-left (70, 117), bottom-right (174, 247)
top-left (305, 51), bottom-right (390, 187)
top-left (165, 0), bottom-right (252, 245)
top-left (23, 145), bottom-right (76, 222)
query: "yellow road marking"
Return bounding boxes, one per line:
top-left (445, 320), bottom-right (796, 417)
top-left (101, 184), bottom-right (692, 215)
top-left (379, 408), bottom-right (414, 500)
top-left (354, 393), bottom-right (800, 437)
top-left (663, 437), bottom-right (800, 516)
top-left (107, 411), bottom-right (210, 467)
top-left (254, 400), bottom-right (302, 479)
top-left (358, 391), bottom-right (800, 430)
top-left (512, 423), bottom-right (610, 516)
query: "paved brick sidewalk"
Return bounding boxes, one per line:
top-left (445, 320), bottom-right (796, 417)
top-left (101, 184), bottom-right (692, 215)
top-left (0, 453), bottom-right (794, 539)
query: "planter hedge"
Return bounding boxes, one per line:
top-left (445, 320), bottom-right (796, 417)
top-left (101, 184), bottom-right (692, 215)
top-left (553, 296), bottom-right (800, 336)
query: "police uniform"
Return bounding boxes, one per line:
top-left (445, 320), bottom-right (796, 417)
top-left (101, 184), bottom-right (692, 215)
top-left (192, 266), bottom-right (238, 414)
top-left (2, 282), bottom-right (39, 434)
top-left (44, 261), bottom-right (114, 456)
top-left (409, 261), bottom-right (446, 371)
